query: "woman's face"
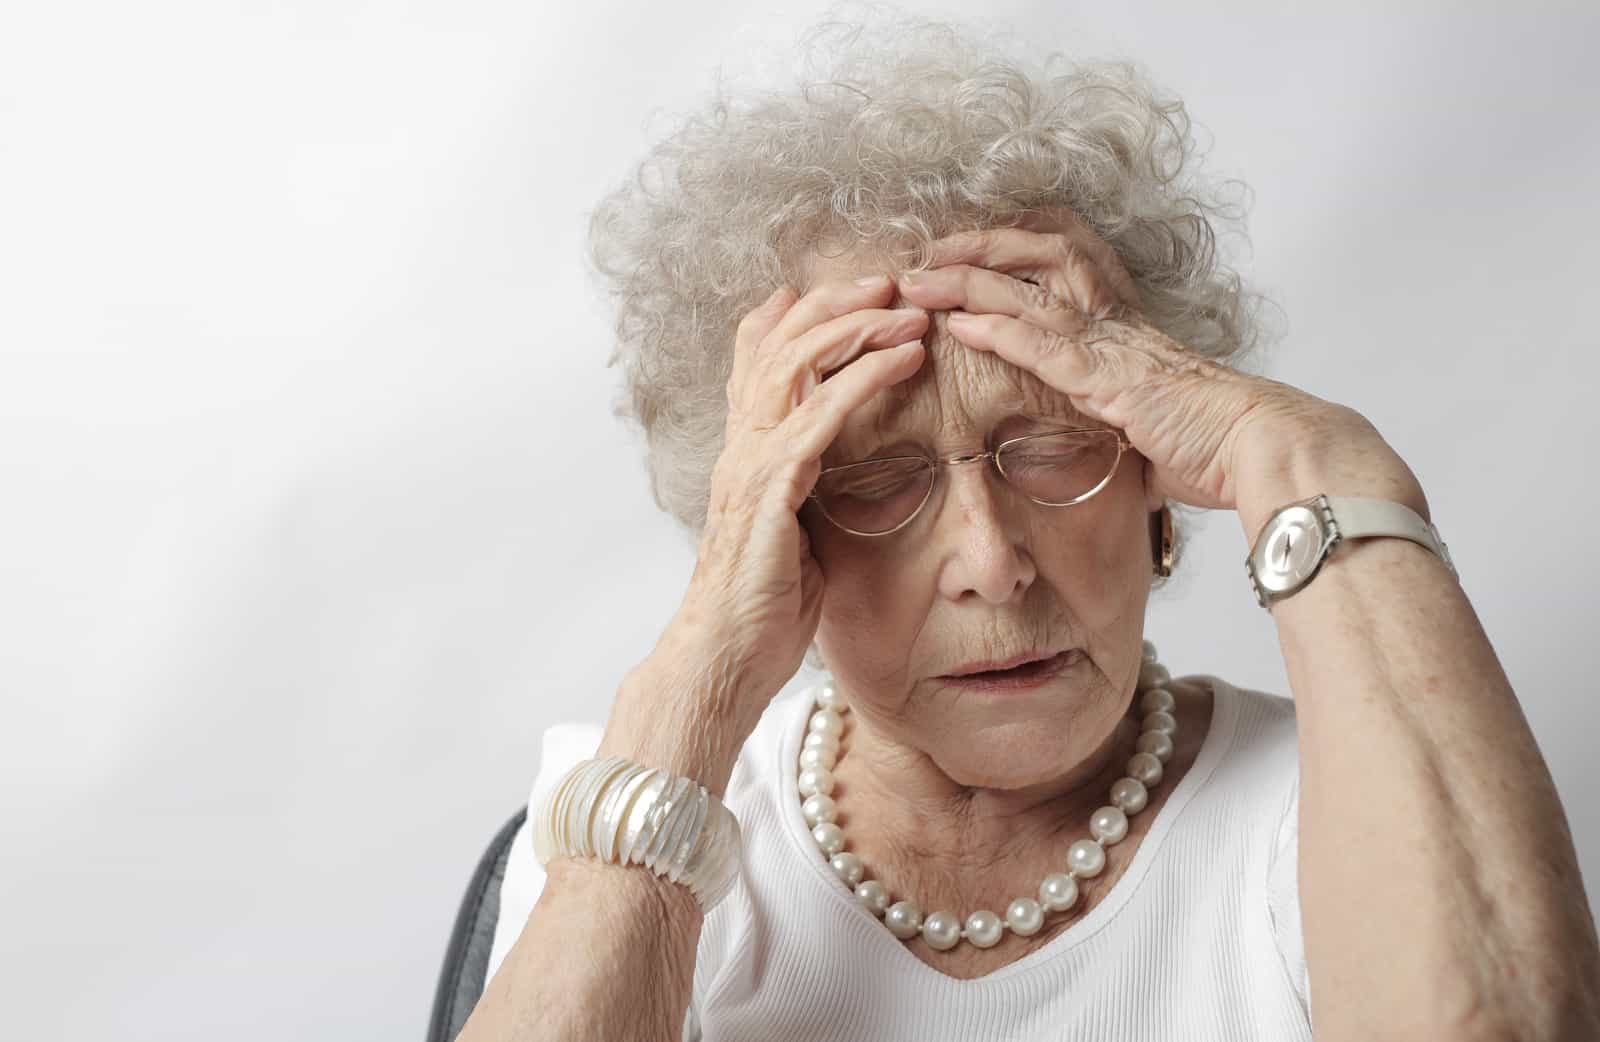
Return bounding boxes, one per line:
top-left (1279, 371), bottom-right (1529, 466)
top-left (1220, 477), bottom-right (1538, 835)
top-left (801, 254), bottom-right (1165, 791)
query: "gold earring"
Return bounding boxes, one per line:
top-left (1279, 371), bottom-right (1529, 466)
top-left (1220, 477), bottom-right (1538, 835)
top-left (1151, 506), bottom-right (1174, 577)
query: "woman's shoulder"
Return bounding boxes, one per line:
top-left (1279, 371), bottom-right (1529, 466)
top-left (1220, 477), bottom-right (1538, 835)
top-left (1169, 670), bottom-right (1299, 810)
top-left (1175, 670), bottom-right (1297, 737)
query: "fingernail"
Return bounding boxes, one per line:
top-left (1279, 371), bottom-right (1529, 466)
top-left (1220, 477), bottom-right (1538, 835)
top-left (855, 273), bottom-right (889, 286)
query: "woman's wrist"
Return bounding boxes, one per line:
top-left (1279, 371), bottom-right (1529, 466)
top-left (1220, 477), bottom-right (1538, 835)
top-left (1233, 405), bottom-right (1430, 543)
top-left (597, 629), bottom-right (761, 799)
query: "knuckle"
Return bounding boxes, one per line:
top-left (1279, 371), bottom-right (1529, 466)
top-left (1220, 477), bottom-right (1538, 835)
top-left (1049, 235), bottom-right (1083, 269)
top-left (1089, 287), bottom-right (1121, 320)
top-left (771, 456), bottom-right (818, 500)
top-left (937, 229), bottom-right (991, 262)
top-left (783, 387), bottom-right (826, 433)
top-left (880, 309), bottom-right (925, 344)
top-left (973, 228), bottom-right (1003, 252)
top-left (957, 263), bottom-right (987, 296)
top-left (1015, 278), bottom-right (1056, 312)
top-left (1169, 352), bottom-right (1216, 381)
top-left (737, 293), bottom-right (783, 336)
top-left (735, 314), bottom-right (765, 346)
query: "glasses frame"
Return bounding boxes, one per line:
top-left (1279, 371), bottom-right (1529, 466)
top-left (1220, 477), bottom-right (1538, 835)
top-left (807, 426), bottom-right (1134, 537)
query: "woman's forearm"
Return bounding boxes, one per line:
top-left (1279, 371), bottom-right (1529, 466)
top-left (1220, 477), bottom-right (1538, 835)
top-left (458, 644), bottom-right (749, 1042)
top-left (459, 856), bottom-right (703, 1042)
top-left (1242, 469), bottom-right (1600, 1041)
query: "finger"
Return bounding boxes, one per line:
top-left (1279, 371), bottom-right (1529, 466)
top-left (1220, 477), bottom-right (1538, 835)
top-left (919, 222), bottom-right (1142, 317)
top-left (941, 311), bottom-right (1128, 423)
top-left (763, 274), bottom-right (900, 356)
top-left (772, 338), bottom-right (926, 511)
top-left (728, 284), bottom-right (797, 400)
top-left (748, 305), bottom-right (929, 426)
top-left (890, 263), bottom-right (1099, 340)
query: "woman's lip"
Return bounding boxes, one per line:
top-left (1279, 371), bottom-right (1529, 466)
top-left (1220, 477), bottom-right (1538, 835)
top-left (937, 649), bottom-right (1079, 691)
top-left (943, 648), bottom-right (1072, 677)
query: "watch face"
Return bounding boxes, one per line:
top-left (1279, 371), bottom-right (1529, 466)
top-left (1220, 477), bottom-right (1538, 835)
top-left (1252, 505), bottom-right (1325, 595)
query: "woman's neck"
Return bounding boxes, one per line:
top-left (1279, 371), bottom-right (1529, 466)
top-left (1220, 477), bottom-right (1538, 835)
top-left (826, 707), bottom-right (1144, 872)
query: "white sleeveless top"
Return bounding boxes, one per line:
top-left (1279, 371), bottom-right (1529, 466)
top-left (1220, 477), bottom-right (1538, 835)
top-left (488, 670), bottom-right (1313, 1041)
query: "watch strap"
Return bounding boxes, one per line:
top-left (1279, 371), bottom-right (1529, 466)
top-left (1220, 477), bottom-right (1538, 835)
top-left (1324, 495), bottom-right (1457, 579)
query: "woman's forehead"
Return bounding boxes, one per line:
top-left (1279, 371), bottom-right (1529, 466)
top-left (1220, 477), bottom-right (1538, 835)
top-left (803, 241), bottom-right (1100, 442)
top-left (833, 334), bottom-right (1095, 446)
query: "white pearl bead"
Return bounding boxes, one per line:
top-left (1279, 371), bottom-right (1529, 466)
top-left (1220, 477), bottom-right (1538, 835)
top-left (797, 766), bottom-right (835, 798)
top-left (1136, 730), bottom-right (1174, 763)
top-left (797, 746), bottom-right (837, 772)
top-left (808, 708), bottom-right (844, 739)
top-left (1089, 805), bottom-right (1129, 845)
top-left (1040, 872), bottom-right (1079, 911)
top-left (1128, 751), bottom-right (1164, 787)
top-left (1110, 776), bottom-right (1149, 813)
top-left (1142, 709), bottom-right (1177, 736)
top-left (884, 900), bottom-right (923, 939)
top-left (921, 911), bottom-right (962, 950)
top-left (802, 730), bottom-right (839, 754)
top-left (830, 851), bottom-right (864, 888)
top-left (1067, 838), bottom-right (1106, 878)
top-left (801, 793), bottom-right (837, 827)
top-left (963, 910), bottom-right (1003, 948)
top-left (1139, 687), bottom-right (1176, 715)
top-left (1005, 897), bottom-right (1044, 936)
top-left (815, 682), bottom-right (849, 713)
top-left (1138, 660), bottom-right (1170, 690)
top-left (856, 879), bottom-right (890, 916)
top-left (1141, 639), bottom-right (1158, 663)
top-left (812, 822), bottom-right (845, 856)
top-left (789, 665), bottom-right (1189, 954)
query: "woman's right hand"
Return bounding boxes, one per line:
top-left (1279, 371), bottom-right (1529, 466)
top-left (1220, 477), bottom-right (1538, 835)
top-left (601, 274), bottom-right (930, 783)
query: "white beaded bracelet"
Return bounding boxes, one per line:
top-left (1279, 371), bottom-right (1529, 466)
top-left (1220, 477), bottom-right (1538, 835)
top-left (531, 754), bottom-right (743, 914)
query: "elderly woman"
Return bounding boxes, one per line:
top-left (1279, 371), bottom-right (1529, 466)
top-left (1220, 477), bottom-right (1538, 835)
top-left (458, 15), bottom-right (1598, 1042)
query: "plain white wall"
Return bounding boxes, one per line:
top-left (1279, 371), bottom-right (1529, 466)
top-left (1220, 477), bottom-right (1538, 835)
top-left (2, 1), bottom-right (1596, 1038)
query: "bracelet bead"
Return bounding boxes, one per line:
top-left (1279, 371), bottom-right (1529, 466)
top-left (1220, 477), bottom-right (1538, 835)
top-left (533, 755), bottom-right (741, 914)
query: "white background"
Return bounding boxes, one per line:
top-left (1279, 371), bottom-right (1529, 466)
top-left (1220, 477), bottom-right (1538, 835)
top-left (3, 1), bottom-right (1596, 1038)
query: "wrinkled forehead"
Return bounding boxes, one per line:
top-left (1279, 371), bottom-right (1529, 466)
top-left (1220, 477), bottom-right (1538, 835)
top-left (805, 249), bottom-right (1098, 453)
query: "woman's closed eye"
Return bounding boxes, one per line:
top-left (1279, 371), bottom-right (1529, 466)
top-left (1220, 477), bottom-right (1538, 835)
top-left (824, 459), bottom-right (928, 499)
top-left (1005, 444), bottom-right (1088, 469)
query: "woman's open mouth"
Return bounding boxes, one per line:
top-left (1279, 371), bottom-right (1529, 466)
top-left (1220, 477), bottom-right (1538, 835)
top-left (939, 649), bottom-right (1080, 692)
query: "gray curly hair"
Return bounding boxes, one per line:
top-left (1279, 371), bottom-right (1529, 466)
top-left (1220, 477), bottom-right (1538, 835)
top-left (584, 5), bottom-right (1283, 602)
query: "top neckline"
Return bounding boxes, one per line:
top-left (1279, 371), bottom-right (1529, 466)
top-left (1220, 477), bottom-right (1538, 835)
top-left (772, 671), bottom-right (1240, 988)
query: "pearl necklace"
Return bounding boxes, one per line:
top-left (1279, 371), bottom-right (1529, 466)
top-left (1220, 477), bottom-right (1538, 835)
top-left (795, 640), bottom-right (1179, 951)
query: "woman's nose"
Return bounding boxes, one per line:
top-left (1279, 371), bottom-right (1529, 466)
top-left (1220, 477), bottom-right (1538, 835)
top-left (932, 460), bottom-right (1037, 603)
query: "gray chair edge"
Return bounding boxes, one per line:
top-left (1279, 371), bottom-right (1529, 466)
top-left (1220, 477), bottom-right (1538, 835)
top-left (427, 806), bottom-right (527, 1042)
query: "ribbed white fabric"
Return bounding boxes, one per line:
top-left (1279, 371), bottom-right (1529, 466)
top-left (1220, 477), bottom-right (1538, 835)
top-left (489, 670), bottom-right (1313, 1041)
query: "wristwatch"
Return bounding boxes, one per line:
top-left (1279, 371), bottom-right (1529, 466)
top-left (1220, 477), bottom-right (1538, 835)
top-left (1245, 494), bottom-right (1457, 610)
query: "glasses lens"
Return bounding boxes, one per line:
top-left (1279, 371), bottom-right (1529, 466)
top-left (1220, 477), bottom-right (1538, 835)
top-left (996, 429), bottom-right (1122, 504)
top-left (814, 456), bottom-right (933, 534)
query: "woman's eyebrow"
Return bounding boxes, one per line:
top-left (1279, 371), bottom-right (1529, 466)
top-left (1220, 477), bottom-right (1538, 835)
top-left (991, 403), bottom-right (1099, 430)
top-left (873, 391), bottom-right (1089, 431)
top-left (852, 409), bottom-right (1095, 453)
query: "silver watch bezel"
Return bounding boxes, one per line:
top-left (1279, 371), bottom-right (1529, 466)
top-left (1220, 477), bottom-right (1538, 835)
top-left (1245, 494), bottom-right (1342, 608)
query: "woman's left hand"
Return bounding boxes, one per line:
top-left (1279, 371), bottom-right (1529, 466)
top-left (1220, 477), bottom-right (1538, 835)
top-left (891, 215), bottom-right (1430, 539)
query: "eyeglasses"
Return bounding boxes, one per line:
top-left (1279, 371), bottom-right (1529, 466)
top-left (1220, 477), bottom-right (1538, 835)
top-left (807, 427), bottom-right (1133, 537)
